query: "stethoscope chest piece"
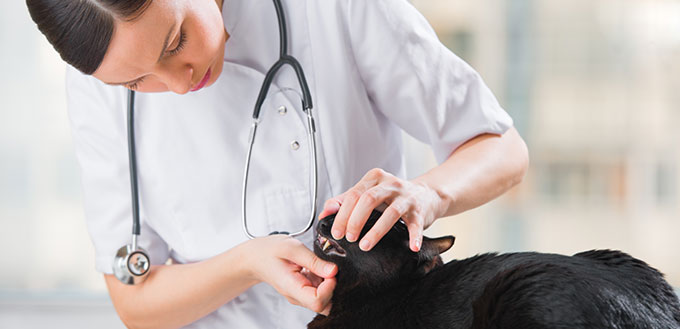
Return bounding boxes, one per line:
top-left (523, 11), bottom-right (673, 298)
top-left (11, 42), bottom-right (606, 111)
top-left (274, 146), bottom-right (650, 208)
top-left (113, 244), bottom-right (150, 285)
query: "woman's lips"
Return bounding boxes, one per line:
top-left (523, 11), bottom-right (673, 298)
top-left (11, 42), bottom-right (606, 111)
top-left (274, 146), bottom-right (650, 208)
top-left (191, 68), bottom-right (212, 92)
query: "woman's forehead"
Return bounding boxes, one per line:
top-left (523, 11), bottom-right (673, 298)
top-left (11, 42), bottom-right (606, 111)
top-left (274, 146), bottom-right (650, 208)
top-left (93, 0), bottom-right (184, 84)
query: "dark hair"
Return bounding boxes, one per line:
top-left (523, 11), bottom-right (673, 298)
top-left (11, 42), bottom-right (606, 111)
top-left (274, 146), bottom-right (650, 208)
top-left (26, 0), bottom-right (153, 74)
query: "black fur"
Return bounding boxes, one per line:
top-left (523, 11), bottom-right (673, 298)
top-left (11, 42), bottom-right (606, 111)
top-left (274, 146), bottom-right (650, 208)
top-left (309, 210), bottom-right (680, 329)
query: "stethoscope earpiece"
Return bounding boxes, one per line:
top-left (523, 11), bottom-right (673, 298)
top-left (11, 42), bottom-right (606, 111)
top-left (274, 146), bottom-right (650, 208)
top-left (113, 243), bottom-right (150, 285)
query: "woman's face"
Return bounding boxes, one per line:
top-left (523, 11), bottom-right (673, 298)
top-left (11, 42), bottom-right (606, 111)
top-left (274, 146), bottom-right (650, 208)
top-left (93, 0), bottom-right (226, 94)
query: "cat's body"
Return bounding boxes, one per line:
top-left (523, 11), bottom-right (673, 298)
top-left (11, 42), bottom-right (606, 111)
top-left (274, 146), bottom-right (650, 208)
top-left (309, 211), bottom-right (680, 329)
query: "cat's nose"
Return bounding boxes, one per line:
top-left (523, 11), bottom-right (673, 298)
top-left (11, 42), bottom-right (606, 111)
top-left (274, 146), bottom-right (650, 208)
top-left (318, 217), bottom-right (332, 232)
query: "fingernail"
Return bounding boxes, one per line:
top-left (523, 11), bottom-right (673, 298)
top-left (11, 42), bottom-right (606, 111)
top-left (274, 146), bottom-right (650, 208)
top-left (324, 263), bottom-right (336, 275)
top-left (413, 238), bottom-right (422, 252)
top-left (346, 232), bottom-right (357, 242)
top-left (331, 228), bottom-right (343, 239)
top-left (359, 239), bottom-right (371, 251)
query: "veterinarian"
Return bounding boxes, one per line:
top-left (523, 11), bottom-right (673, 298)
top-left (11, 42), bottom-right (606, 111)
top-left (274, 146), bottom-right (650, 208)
top-left (27, 0), bottom-right (529, 328)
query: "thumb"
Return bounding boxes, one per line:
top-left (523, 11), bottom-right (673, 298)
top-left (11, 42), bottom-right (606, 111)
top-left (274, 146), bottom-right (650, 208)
top-left (288, 243), bottom-right (338, 279)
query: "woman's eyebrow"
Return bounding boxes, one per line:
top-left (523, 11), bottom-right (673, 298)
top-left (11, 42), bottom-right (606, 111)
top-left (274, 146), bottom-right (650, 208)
top-left (103, 22), bottom-right (177, 86)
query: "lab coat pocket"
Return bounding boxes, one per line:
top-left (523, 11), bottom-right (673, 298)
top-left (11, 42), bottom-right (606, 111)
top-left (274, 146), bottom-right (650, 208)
top-left (263, 188), bottom-right (313, 236)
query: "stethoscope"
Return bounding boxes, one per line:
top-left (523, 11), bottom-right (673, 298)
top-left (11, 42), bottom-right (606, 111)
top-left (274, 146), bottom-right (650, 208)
top-left (113, 0), bottom-right (318, 285)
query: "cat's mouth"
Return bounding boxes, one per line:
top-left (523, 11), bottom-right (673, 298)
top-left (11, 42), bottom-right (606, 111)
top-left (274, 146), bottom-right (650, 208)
top-left (316, 234), bottom-right (347, 258)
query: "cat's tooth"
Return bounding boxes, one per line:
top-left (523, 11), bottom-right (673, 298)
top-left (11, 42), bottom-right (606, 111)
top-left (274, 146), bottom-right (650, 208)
top-left (323, 240), bottom-right (332, 252)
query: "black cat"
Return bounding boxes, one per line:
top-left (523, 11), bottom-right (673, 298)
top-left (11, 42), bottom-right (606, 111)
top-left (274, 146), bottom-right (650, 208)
top-left (309, 210), bottom-right (680, 329)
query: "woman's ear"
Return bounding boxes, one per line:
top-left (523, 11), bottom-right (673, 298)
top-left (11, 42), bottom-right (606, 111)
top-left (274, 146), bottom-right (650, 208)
top-left (415, 235), bottom-right (455, 276)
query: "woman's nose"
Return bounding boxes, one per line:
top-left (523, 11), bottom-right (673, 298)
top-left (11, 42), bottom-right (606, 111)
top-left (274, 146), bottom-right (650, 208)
top-left (159, 65), bottom-right (193, 94)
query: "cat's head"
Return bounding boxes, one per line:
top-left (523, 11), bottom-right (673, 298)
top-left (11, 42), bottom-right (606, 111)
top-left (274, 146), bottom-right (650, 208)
top-left (314, 209), bottom-right (454, 295)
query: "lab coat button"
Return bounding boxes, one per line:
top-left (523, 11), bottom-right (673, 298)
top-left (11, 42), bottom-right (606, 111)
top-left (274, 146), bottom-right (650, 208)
top-left (291, 141), bottom-right (300, 150)
top-left (278, 106), bottom-right (287, 115)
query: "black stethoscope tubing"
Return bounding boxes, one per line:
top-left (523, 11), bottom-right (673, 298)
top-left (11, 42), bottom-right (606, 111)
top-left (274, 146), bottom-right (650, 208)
top-left (127, 89), bottom-right (141, 237)
top-left (252, 0), bottom-right (313, 118)
top-left (242, 0), bottom-right (317, 239)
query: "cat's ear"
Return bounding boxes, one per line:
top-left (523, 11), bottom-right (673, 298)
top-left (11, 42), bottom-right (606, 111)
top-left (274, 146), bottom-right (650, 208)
top-left (416, 235), bottom-right (455, 276)
top-left (422, 235), bottom-right (455, 256)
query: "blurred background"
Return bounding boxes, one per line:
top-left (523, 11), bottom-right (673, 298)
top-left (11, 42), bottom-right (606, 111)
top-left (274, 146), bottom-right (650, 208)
top-left (1, 0), bottom-right (678, 327)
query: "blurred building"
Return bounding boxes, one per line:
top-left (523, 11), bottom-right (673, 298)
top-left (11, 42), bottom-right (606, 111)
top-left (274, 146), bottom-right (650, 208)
top-left (414, 0), bottom-right (680, 287)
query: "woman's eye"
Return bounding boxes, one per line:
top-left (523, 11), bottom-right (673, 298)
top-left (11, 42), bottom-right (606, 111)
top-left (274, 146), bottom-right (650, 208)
top-left (167, 30), bottom-right (187, 56)
top-left (127, 77), bottom-right (145, 90)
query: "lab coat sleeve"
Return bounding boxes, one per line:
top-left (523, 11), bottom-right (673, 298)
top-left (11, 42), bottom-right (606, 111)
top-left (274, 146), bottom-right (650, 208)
top-left (65, 66), bottom-right (170, 274)
top-left (346, 0), bottom-right (513, 164)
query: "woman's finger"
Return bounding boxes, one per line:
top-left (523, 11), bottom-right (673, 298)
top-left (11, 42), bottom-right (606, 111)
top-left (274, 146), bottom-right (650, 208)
top-left (292, 276), bottom-right (335, 313)
top-left (296, 285), bottom-right (328, 313)
top-left (345, 185), bottom-right (394, 243)
top-left (316, 277), bottom-right (336, 313)
top-left (330, 169), bottom-right (387, 240)
top-left (279, 264), bottom-right (331, 313)
top-left (406, 217), bottom-right (424, 252)
top-left (300, 268), bottom-right (324, 287)
top-left (284, 240), bottom-right (338, 279)
top-left (358, 200), bottom-right (407, 251)
top-left (320, 303), bottom-right (332, 316)
top-left (274, 262), bottom-right (334, 313)
top-left (280, 263), bottom-right (314, 288)
top-left (330, 187), bottom-right (365, 240)
top-left (318, 196), bottom-right (343, 219)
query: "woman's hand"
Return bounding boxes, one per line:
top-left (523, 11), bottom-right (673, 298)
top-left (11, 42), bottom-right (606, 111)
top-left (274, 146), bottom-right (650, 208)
top-left (243, 235), bottom-right (337, 314)
top-left (319, 129), bottom-right (529, 254)
top-left (319, 168), bottom-right (447, 252)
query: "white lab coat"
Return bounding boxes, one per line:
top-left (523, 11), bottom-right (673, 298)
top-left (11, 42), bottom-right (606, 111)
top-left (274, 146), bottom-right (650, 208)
top-left (65, 0), bottom-right (513, 328)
